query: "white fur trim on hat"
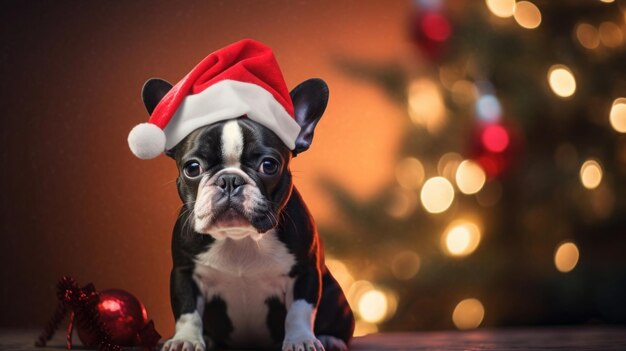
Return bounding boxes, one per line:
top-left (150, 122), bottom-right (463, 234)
top-left (163, 80), bottom-right (301, 150)
top-left (128, 122), bottom-right (166, 159)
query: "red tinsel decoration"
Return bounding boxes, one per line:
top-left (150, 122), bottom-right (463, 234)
top-left (35, 276), bottom-right (160, 350)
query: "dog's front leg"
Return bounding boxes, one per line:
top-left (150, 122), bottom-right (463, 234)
top-left (163, 266), bottom-right (206, 351)
top-left (283, 266), bottom-right (324, 351)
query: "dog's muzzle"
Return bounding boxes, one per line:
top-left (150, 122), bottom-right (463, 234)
top-left (193, 169), bottom-right (272, 239)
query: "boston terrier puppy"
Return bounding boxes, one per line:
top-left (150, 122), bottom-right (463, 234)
top-left (141, 78), bottom-right (354, 351)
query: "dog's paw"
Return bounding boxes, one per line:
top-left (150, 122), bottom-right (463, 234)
top-left (318, 335), bottom-right (348, 351)
top-left (162, 337), bottom-right (206, 351)
top-left (282, 334), bottom-right (325, 351)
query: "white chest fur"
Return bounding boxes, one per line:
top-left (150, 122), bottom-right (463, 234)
top-left (192, 230), bottom-right (296, 347)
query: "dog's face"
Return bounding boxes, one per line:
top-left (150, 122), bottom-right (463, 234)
top-left (141, 78), bottom-right (329, 240)
top-left (173, 118), bottom-right (293, 240)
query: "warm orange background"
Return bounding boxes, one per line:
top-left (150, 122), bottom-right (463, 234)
top-left (0, 1), bottom-right (414, 336)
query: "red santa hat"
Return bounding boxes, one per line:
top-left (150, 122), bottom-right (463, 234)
top-left (128, 39), bottom-right (300, 159)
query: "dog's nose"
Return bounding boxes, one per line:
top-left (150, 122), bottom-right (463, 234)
top-left (216, 173), bottom-right (245, 195)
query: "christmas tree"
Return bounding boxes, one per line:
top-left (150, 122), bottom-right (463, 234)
top-left (319, 0), bottom-right (626, 335)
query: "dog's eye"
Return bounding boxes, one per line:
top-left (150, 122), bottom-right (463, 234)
top-left (183, 161), bottom-right (203, 178)
top-left (258, 158), bottom-right (279, 175)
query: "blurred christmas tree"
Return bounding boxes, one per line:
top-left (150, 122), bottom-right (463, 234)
top-left (320, 0), bottom-right (626, 335)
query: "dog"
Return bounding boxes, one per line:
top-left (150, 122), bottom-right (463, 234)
top-left (140, 77), bottom-right (354, 351)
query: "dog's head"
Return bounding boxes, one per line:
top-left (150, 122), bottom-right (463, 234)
top-left (142, 78), bottom-right (328, 240)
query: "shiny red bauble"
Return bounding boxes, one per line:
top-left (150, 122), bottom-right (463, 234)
top-left (469, 122), bottom-right (522, 178)
top-left (77, 289), bottom-right (149, 347)
top-left (410, 10), bottom-right (453, 61)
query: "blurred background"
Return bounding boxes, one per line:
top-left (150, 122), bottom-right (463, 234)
top-left (2, 0), bottom-right (626, 339)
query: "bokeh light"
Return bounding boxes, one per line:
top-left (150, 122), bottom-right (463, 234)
top-left (415, 0), bottom-right (445, 10)
top-left (481, 124), bottom-right (510, 153)
top-left (513, 1), bottom-right (542, 29)
top-left (408, 79), bottom-right (446, 133)
top-left (609, 98), bottom-right (626, 133)
top-left (391, 251), bottom-right (421, 280)
top-left (451, 80), bottom-right (479, 106)
top-left (456, 160), bottom-right (487, 195)
top-left (387, 187), bottom-right (418, 219)
top-left (439, 65), bottom-right (466, 89)
top-left (358, 289), bottom-right (388, 323)
top-left (580, 159), bottom-right (603, 189)
top-left (452, 298), bottom-right (485, 330)
top-left (599, 21), bottom-right (623, 47)
top-left (554, 242), bottom-right (580, 273)
top-left (575, 23), bottom-right (600, 49)
top-left (548, 65), bottom-right (576, 98)
top-left (395, 157), bottom-right (425, 190)
top-left (442, 220), bottom-right (482, 257)
top-left (485, 0), bottom-right (515, 18)
top-left (476, 94), bottom-right (502, 122)
top-left (421, 177), bottom-right (455, 213)
top-left (438, 152), bottom-right (463, 181)
top-left (348, 280), bottom-right (374, 306)
top-left (353, 285), bottom-right (398, 325)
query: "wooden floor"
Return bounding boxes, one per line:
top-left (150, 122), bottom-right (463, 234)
top-left (350, 327), bottom-right (626, 350)
top-left (1, 327), bottom-right (625, 351)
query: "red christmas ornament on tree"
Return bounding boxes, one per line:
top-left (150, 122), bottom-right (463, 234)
top-left (469, 122), bottom-right (522, 178)
top-left (409, 9), bottom-right (453, 61)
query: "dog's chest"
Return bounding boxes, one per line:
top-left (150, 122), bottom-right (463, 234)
top-left (192, 231), bottom-right (296, 346)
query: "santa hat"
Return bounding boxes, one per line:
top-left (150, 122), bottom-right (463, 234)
top-left (128, 39), bottom-right (300, 159)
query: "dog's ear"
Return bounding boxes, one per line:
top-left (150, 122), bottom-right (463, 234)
top-left (142, 78), bottom-right (173, 115)
top-left (290, 78), bottom-right (329, 156)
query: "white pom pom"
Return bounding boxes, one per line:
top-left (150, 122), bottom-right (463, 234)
top-left (128, 123), bottom-right (166, 159)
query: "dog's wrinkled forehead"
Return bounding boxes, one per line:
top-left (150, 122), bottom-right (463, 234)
top-left (175, 118), bottom-right (291, 168)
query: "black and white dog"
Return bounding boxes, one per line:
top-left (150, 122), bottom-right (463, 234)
top-left (141, 78), bottom-right (354, 351)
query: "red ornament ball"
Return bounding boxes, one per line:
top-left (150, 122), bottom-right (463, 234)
top-left (469, 122), bottom-right (522, 178)
top-left (77, 289), bottom-right (148, 347)
top-left (409, 10), bottom-right (453, 61)
top-left (481, 124), bottom-right (510, 153)
top-left (421, 12), bottom-right (452, 42)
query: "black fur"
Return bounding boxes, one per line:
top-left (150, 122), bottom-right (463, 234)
top-left (202, 297), bottom-right (234, 349)
top-left (142, 78), bottom-right (173, 115)
top-left (265, 297), bottom-right (287, 343)
top-left (291, 79), bottom-right (329, 156)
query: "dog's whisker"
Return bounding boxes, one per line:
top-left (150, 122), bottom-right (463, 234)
top-left (280, 210), bottom-right (298, 232)
top-left (179, 205), bottom-right (197, 237)
top-left (266, 212), bottom-right (277, 227)
top-left (161, 178), bottom-right (178, 187)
